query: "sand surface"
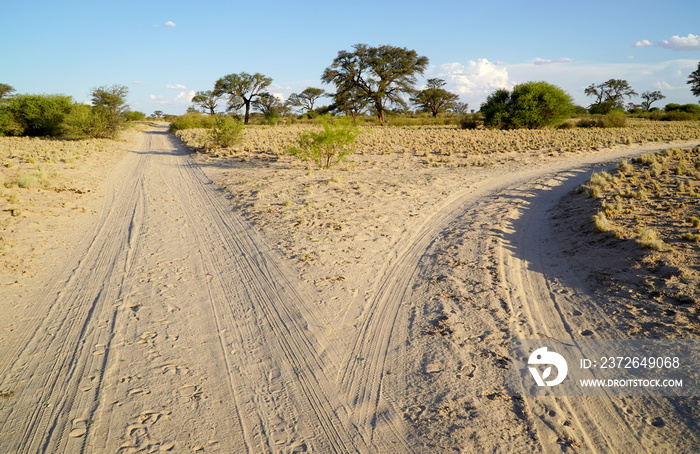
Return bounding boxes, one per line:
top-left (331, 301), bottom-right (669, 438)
top-left (1, 123), bottom-right (698, 453)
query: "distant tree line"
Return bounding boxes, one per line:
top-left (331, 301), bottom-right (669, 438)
top-left (187, 43), bottom-right (700, 130)
top-left (4, 47), bottom-right (700, 136)
top-left (191, 44), bottom-right (469, 125)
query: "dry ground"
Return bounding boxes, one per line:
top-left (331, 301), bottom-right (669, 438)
top-left (1, 122), bottom-right (699, 453)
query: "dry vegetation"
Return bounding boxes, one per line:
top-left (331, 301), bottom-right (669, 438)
top-left (176, 119), bottom-right (700, 157)
top-left (578, 145), bottom-right (700, 334)
top-left (0, 134), bottom-right (132, 274)
top-left (180, 120), bottom-right (700, 292)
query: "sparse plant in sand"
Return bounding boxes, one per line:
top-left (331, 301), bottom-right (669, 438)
top-left (288, 117), bottom-right (361, 169)
top-left (583, 146), bottom-right (700, 263)
top-left (592, 212), bottom-right (613, 233)
top-left (638, 228), bottom-right (667, 251)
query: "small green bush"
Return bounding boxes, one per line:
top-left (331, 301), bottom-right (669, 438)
top-left (289, 116), bottom-right (361, 169)
top-left (125, 111), bottom-right (146, 122)
top-left (169, 112), bottom-right (218, 132)
top-left (459, 113), bottom-right (483, 129)
top-left (206, 116), bottom-right (243, 150)
top-left (576, 112), bottom-right (627, 128)
top-left (664, 103), bottom-right (700, 114)
top-left (63, 104), bottom-right (108, 138)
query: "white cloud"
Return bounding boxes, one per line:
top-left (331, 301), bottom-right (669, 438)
top-left (164, 21), bottom-right (176, 27)
top-left (166, 83), bottom-right (186, 90)
top-left (176, 90), bottom-right (196, 101)
top-left (654, 81), bottom-right (675, 90)
top-left (507, 58), bottom-right (698, 106)
top-left (149, 90), bottom-right (195, 106)
top-left (634, 34), bottom-right (700, 51)
top-left (659, 34), bottom-right (700, 50)
top-left (534, 57), bottom-right (574, 66)
top-left (634, 39), bottom-right (653, 48)
top-left (434, 58), bottom-right (511, 98)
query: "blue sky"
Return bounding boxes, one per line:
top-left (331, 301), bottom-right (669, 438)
top-left (2, 0), bottom-right (699, 115)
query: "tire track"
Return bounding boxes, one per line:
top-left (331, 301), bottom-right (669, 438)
top-left (338, 141), bottom-right (700, 451)
top-left (157, 128), bottom-right (367, 452)
top-left (0, 145), bottom-right (150, 453)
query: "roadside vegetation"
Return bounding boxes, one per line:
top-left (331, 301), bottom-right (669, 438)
top-left (174, 119), bottom-right (700, 160)
top-left (580, 146), bottom-right (700, 307)
top-left (0, 85), bottom-right (142, 139)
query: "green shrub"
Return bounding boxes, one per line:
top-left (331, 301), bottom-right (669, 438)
top-left (660, 111), bottom-right (696, 121)
top-left (481, 81), bottom-right (574, 129)
top-left (63, 104), bottom-right (108, 138)
top-left (576, 112), bottom-right (627, 128)
top-left (289, 116), bottom-right (361, 169)
top-left (125, 111), bottom-right (146, 122)
top-left (664, 103), bottom-right (700, 114)
top-left (0, 105), bottom-right (20, 136)
top-left (169, 112), bottom-right (218, 132)
top-left (206, 116), bottom-right (243, 150)
top-left (3, 94), bottom-right (73, 136)
top-left (459, 113), bottom-right (483, 129)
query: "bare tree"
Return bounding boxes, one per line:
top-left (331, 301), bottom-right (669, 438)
top-left (639, 90), bottom-right (666, 111)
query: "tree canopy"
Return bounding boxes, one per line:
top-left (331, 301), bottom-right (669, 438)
top-left (286, 87), bottom-right (326, 113)
top-left (91, 84), bottom-right (130, 138)
top-left (584, 79), bottom-right (637, 113)
top-left (191, 90), bottom-right (222, 115)
top-left (0, 83), bottom-right (15, 101)
top-left (481, 81), bottom-right (574, 129)
top-left (214, 72), bottom-right (272, 124)
top-left (410, 78), bottom-right (460, 117)
top-left (639, 90), bottom-right (666, 111)
top-left (321, 44), bottom-right (429, 124)
top-left (689, 62), bottom-right (700, 98)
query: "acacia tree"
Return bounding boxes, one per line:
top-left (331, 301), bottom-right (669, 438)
top-left (0, 84), bottom-right (15, 101)
top-left (584, 79), bottom-right (637, 113)
top-left (689, 62), bottom-right (700, 98)
top-left (214, 72), bottom-right (272, 124)
top-left (252, 92), bottom-right (284, 123)
top-left (321, 44), bottom-right (429, 124)
top-left (332, 85), bottom-right (370, 121)
top-left (451, 101), bottom-right (470, 114)
top-left (191, 90), bottom-right (222, 115)
top-left (91, 84), bottom-right (129, 138)
top-left (286, 87), bottom-right (326, 113)
top-left (410, 78), bottom-right (459, 117)
top-left (639, 90), bottom-right (666, 111)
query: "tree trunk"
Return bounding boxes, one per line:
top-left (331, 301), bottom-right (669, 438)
top-left (243, 101), bottom-right (251, 124)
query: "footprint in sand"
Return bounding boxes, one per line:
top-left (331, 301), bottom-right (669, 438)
top-left (128, 388), bottom-right (151, 396)
top-left (69, 419), bottom-right (88, 438)
top-left (162, 364), bottom-right (189, 375)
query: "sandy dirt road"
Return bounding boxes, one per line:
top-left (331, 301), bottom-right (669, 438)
top-left (1, 124), bottom-right (698, 453)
